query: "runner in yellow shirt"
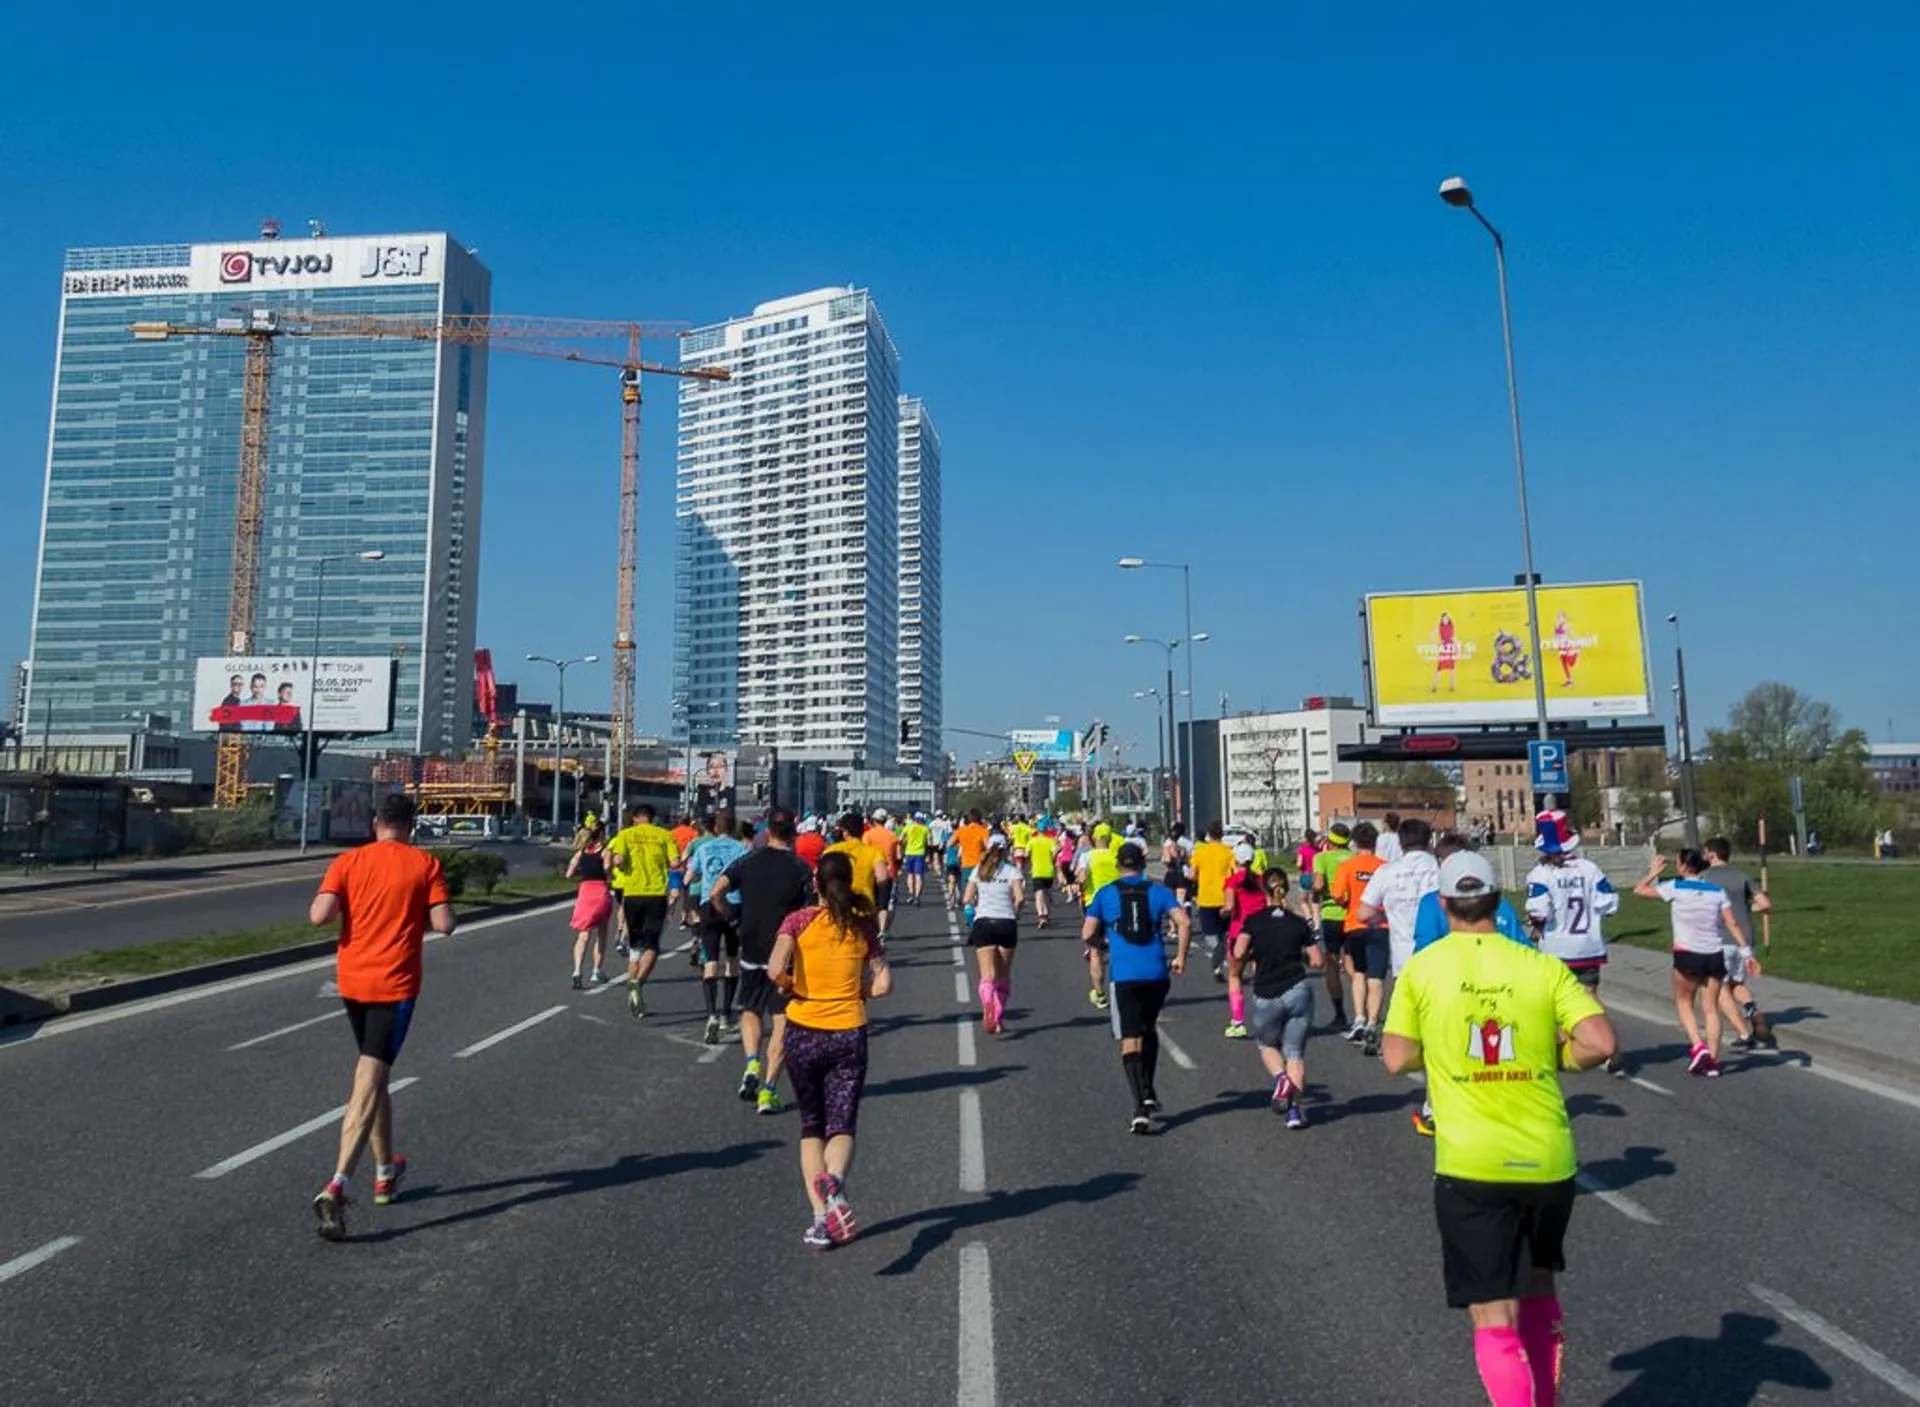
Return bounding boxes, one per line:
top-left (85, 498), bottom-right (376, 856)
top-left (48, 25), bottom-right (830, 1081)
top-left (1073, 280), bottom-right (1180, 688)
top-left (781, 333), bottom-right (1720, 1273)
top-left (900, 813), bottom-right (932, 907)
top-left (1188, 822), bottom-right (1236, 981)
top-left (1027, 827), bottom-right (1059, 929)
top-left (608, 802), bottom-right (677, 1018)
top-left (1077, 839), bottom-right (1121, 1010)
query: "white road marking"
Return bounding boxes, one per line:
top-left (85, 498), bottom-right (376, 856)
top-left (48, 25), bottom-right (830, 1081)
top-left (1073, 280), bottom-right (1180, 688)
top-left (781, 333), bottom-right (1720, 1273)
top-left (0, 1236), bottom-right (81, 1286)
top-left (225, 1011), bottom-right (339, 1051)
top-left (951, 946), bottom-right (964, 968)
top-left (0, 903), bottom-right (570, 1050)
top-left (957, 1016), bottom-right (977, 1068)
top-left (1157, 1029), bottom-right (1197, 1071)
top-left (1750, 1283), bottom-right (1920, 1402)
top-left (194, 1078), bottom-right (420, 1179)
top-left (1598, 996), bottom-right (1671, 1028)
top-left (959, 1089), bottom-right (986, 1192)
top-left (957, 1242), bottom-right (997, 1407)
top-left (954, 971), bottom-right (971, 1004)
top-left (1574, 1170), bottom-right (1660, 1225)
top-left (582, 978), bottom-right (626, 997)
top-left (1796, 1059), bottom-right (1920, 1113)
top-left (452, 1005), bottom-right (568, 1058)
top-left (577, 1013), bottom-right (609, 1026)
top-left (1627, 1075), bottom-right (1674, 1097)
top-left (697, 1041), bottom-right (728, 1064)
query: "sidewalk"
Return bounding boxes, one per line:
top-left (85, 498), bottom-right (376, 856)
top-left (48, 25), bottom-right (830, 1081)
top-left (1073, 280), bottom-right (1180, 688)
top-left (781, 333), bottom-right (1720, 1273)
top-left (1601, 942), bottom-right (1920, 1083)
top-left (0, 847), bottom-right (340, 896)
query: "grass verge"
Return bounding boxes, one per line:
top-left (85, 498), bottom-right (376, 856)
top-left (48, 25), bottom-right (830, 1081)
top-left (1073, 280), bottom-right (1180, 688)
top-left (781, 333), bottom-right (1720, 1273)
top-left (1608, 862), bottom-right (1920, 1003)
top-left (0, 873), bottom-right (576, 992)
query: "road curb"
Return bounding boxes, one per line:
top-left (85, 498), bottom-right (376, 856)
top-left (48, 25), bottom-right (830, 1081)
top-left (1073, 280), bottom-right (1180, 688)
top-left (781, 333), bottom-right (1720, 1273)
top-left (0, 848), bottom-right (338, 898)
top-left (0, 891), bottom-right (568, 1028)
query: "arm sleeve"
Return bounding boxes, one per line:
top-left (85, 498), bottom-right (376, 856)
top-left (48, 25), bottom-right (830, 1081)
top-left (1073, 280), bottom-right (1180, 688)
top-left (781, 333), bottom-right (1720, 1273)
top-left (1592, 875), bottom-right (1620, 917)
top-left (425, 858), bottom-right (451, 908)
top-left (1653, 879), bottom-right (1677, 902)
top-left (1360, 870), bottom-right (1387, 910)
top-left (319, 855), bottom-right (350, 897)
top-left (778, 907), bottom-right (819, 940)
top-left (1524, 879), bottom-right (1552, 922)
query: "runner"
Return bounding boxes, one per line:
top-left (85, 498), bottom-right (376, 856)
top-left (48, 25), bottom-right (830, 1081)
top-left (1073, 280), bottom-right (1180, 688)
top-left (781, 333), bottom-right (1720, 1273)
top-left (1027, 822), bottom-right (1059, 929)
top-left (966, 835), bottom-right (1026, 1034)
top-left (1294, 828), bottom-right (1320, 885)
top-left (1160, 822), bottom-right (1192, 910)
top-left (669, 813), bottom-right (699, 929)
top-left (768, 848), bottom-right (892, 1247)
top-left (1331, 822), bottom-right (1389, 1047)
top-left (609, 802), bottom-right (677, 1019)
top-left (943, 828), bottom-right (965, 911)
top-left (900, 812), bottom-right (932, 907)
top-left (1351, 816), bottom-right (1440, 1061)
top-left (1220, 842), bottom-right (1267, 1039)
top-left (1310, 822), bottom-right (1353, 1029)
top-left (1634, 849), bottom-right (1747, 1077)
top-left (1524, 817), bottom-right (1626, 1076)
top-left (1232, 868), bottom-right (1323, 1129)
top-left (795, 817), bottom-right (827, 872)
top-left (681, 813), bottom-right (715, 968)
top-left (1701, 838), bottom-right (1776, 1050)
top-left (1375, 812), bottom-right (1405, 865)
top-left (1008, 814), bottom-right (1035, 879)
top-left (827, 812), bottom-right (891, 907)
top-left (952, 811), bottom-right (991, 922)
top-left (565, 820), bottom-right (614, 989)
top-left (691, 813), bottom-right (750, 1044)
top-left (1057, 827), bottom-right (1080, 908)
top-left (307, 794), bottom-right (455, 1240)
top-left (1188, 821), bottom-right (1236, 982)
top-left (1082, 842), bottom-right (1191, 1133)
top-left (1078, 830), bottom-right (1122, 1009)
top-left (863, 810), bottom-right (903, 941)
top-left (1381, 849), bottom-right (1617, 1407)
top-left (708, 808), bottom-right (815, 1115)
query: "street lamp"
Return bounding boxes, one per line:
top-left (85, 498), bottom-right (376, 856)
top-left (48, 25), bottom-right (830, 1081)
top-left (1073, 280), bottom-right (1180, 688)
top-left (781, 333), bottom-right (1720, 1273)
top-left (301, 550), bottom-right (385, 855)
top-left (1439, 176), bottom-right (1554, 798)
top-left (1118, 557), bottom-right (1202, 830)
top-left (1134, 688), bottom-right (1171, 828)
top-left (527, 652), bottom-right (599, 834)
top-left (1125, 635), bottom-right (1181, 832)
top-left (1667, 613), bottom-right (1701, 848)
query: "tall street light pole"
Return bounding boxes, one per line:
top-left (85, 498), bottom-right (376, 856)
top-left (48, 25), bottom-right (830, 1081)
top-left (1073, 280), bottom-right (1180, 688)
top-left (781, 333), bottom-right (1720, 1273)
top-left (528, 653), bottom-right (598, 834)
top-left (301, 549), bottom-right (384, 855)
top-left (1125, 635), bottom-right (1180, 833)
top-left (1667, 613), bottom-right (1702, 849)
top-left (1119, 558), bottom-right (1201, 831)
top-left (1440, 177), bottom-right (1554, 804)
top-left (1134, 688), bottom-right (1170, 829)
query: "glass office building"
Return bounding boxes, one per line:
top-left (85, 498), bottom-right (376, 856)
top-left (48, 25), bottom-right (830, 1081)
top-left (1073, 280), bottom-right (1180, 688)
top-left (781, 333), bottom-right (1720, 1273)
top-left (896, 396), bottom-right (942, 775)
top-left (26, 231), bottom-right (490, 758)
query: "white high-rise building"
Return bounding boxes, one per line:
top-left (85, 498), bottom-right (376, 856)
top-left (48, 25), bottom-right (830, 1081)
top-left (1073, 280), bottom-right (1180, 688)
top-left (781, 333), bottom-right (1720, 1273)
top-left (896, 396), bottom-right (941, 775)
top-left (676, 289), bottom-right (902, 765)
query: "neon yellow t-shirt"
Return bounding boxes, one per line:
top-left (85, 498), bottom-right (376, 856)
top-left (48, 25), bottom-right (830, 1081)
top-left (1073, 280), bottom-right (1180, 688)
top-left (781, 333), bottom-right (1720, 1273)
top-left (903, 821), bottom-right (930, 857)
top-left (1189, 841), bottom-right (1235, 908)
top-left (609, 823), bottom-right (675, 897)
top-left (1384, 931), bottom-right (1605, 1184)
top-left (1009, 822), bottom-right (1034, 853)
top-left (1083, 845), bottom-right (1119, 901)
top-left (1028, 832), bottom-right (1058, 879)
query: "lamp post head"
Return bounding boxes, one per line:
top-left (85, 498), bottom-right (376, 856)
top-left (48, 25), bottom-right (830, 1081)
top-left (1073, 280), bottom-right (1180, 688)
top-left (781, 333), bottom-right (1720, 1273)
top-left (1665, 613), bottom-right (1679, 625)
top-left (582, 654), bottom-right (600, 664)
top-left (358, 549), bottom-right (385, 561)
top-left (1191, 631), bottom-right (1211, 643)
top-left (1123, 634), bottom-right (1143, 644)
top-left (525, 653), bottom-right (542, 663)
top-left (1116, 556), bottom-right (1145, 570)
top-left (1439, 176), bottom-right (1474, 208)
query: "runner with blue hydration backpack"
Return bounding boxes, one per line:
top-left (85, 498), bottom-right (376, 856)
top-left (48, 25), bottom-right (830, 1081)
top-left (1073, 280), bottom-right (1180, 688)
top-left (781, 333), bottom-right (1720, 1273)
top-left (1081, 842), bottom-right (1192, 1134)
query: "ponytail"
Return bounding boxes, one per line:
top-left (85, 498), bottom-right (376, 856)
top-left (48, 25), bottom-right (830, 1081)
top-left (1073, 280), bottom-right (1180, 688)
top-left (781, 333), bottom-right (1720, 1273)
top-left (815, 851), bottom-right (876, 936)
top-left (978, 849), bottom-right (1004, 882)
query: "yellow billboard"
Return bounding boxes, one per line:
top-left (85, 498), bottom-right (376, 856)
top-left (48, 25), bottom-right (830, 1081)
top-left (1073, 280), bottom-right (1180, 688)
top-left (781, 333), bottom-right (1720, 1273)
top-left (1365, 582), bottom-right (1651, 726)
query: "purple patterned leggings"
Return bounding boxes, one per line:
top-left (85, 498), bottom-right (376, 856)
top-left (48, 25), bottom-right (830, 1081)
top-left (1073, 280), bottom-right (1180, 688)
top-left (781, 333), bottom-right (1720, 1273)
top-left (782, 1023), bottom-right (870, 1140)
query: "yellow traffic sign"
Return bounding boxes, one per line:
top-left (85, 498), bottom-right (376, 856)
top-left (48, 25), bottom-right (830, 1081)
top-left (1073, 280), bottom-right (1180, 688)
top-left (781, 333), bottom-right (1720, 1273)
top-left (1013, 750), bottom-right (1037, 774)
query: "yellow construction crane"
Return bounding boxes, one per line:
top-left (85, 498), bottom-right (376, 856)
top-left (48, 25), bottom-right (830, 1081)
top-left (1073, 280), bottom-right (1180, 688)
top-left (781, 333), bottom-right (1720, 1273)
top-left (132, 311), bottom-right (728, 808)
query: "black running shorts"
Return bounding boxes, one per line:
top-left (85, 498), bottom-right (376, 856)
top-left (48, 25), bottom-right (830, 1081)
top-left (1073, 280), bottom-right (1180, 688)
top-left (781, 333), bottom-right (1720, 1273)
top-left (1672, 949), bottom-right (1727, 982)
top-left (621, 894), bottom-right (669, 951)
top-left (1319, 919), bottom-right (1347, 956)
top-left (342, 998), bottom-right (416, 1065)
top-left (699, 909), bottom-right (741, 964)
top-left (1109, 978), bottom-right (1170, 1042)
top-left (1433, 1175), bottom-right (1575, 1308)
top-left (736, 966), bottom-right (787, 1018)
top-left (969, 918), bottom-right (1018, 949)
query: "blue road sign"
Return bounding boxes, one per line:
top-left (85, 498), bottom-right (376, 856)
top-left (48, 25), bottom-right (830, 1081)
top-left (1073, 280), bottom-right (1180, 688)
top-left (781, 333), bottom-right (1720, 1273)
top-left (1528, 739), bottom-right (1569, 793)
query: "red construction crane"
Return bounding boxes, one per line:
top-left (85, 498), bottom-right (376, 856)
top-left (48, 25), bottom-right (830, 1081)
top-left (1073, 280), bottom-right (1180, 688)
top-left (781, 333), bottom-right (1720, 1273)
top-left (133, 312), bottom-right (728, 807)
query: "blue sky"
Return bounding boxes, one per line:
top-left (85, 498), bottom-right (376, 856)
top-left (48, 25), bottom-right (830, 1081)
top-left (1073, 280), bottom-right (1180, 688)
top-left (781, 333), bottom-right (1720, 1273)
top-left (4, 2), bottom-right (1916, 761)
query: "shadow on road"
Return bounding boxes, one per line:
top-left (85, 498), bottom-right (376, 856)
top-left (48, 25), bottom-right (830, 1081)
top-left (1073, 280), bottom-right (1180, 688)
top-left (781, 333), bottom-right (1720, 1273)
top-left (1565, 1091), bottom-right (1629, 1120)
top-left (1153, 1088), bottom-right (1271, 1132)
top-left (861, 1171), bottom-right (1141, 1276)
top-left (355, 1139), bottom-right (782, 1242)
top-left (1581, 1144), bottom-right (1675, 1192)
top-left (1299, 1087), bottom-right (1424, 1129)
top-left (1003, 1014), bottom-right (1110, 1039)
top-left (865, 1067), bottom-right (1024, 1099)
top-left (1602, 1311), bottom-right (1832, 1405)
top-left (1765, 1004), bottom-right (1824, 1028)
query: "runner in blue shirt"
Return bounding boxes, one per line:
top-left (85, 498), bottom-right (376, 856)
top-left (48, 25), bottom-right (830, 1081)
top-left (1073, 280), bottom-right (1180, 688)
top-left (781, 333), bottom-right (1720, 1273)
top-left (1082, 843), bottom-right (1192, 1134)
top-left (692, 814), bottom-right (751, 1045)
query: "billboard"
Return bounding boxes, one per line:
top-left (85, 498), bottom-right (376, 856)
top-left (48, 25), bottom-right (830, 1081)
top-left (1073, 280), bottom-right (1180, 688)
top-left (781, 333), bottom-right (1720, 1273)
top-left (191, 657), bottom-right (396, 735)
top-left (1009, 729), bottom-right (1076, 762)
top-left (1365, 582), bottom-right (1651, 726)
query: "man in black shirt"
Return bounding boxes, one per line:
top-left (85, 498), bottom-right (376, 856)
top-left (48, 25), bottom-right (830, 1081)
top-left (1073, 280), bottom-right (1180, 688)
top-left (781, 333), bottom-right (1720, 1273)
top-left (1230, 868), bottom-right (1325, 1129)
top-left (708, 809), bottom-right (814, 1113)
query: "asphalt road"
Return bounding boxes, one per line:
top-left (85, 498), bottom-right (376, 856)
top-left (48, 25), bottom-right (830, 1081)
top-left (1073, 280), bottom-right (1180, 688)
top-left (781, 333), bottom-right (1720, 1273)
top-left (4, 894), bottom-right (1920, 1404)
top-left (0, 844), bottom-right (565, 971)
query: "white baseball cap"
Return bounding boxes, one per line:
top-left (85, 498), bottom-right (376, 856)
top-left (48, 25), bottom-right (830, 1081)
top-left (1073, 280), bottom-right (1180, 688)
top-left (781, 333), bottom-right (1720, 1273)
top-left (1438, 850), bottom-right (1500, 898)
top-left (987, 833), bottom-right (1008, 850)
top-left (1232, 842), bottom-right (1255, 865)
top-left (872, 807), bottom-right (888, 821)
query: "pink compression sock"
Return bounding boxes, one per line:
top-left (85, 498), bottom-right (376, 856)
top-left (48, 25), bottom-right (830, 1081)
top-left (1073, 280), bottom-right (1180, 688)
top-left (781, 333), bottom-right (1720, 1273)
top-left (994, 979), bottom-right (1010, 1013)
top-left (1472, 1326), bottom-right (1535, 1407)
top-left (1519, 1298), bottom-right (1562, 1407)
top-left (977, 979), bottom-right (996, 1016)
top-left (1228, 989), bottom-right (1246, 1025)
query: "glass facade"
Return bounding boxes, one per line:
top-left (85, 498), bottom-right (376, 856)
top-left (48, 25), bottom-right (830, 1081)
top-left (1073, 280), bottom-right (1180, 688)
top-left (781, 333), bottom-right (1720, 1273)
top-left (26, 235), bottom-right (490, 756)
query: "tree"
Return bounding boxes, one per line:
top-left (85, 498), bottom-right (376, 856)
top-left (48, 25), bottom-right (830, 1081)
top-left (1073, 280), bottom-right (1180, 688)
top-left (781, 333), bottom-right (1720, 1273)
top-left (1567, 767), bottom-right (1603, 832)
top-left (1617, 749), bottom-right (1672, 843)
top-left (1362, 761), bottom-right (1455, 805)
top-left (1702, 684), bottom-right (1882, 849)
top-left (1725, 684), bottom-right (1840, 766)
top-left (948, 775), bottom-right (1008, 819)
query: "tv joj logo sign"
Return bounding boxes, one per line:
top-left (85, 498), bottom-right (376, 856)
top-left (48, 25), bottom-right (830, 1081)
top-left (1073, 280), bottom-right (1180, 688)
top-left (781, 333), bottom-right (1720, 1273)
top-left (218, 243), bottom-right (430, 284)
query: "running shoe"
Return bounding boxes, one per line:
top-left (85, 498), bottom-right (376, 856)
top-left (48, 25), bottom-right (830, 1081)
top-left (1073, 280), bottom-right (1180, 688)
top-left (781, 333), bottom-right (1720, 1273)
top-left (1285, 1104), bottom-right (1307, 1131)
top-left (1727, 1033), bottom-right (1754, 1053)
top-left (1362, 1025), bottom-right (1381, 1058)
top-left (814, 1173), bottom-right (857, 1245)
top-left (312, 1183), bottom-right (348, 1241)
top-left (1129, 1107), bottom-right (1152, 1136)
top-left (1272, 1072), bottom-right (1296, 1108)
top-left (1687, 1043), bottom-right (1711, 1075)
top-left (703, 1015), bottom-right (722, 1046)
top-left (628, 983), bottom-right (647, 1019)
top-left (1212, 962), bottom-right (1227, 984)
top-left (756, 1088), bottom-right (785, 1116)
top-left (373, 1156), bottom-right (408, 1206)
top-left (1224, 1021), bottom-right (1249, 1040)
top-left (802, 1220), bottom-right (833, 1250)
top-left (1330, 1003), bottom-right (1347, 1030)
top-left (1089, 987), bottom-right (1109, 1011)
top-left (1410, 1109), bottom-right (1436, 1137)
top-left (571, 973), bottom-right (583, 991)
top-left (590, 971), bottom-right (609, 987)
top-left (738, 1061), bottom-right (762, 1101)
top-left (1345, 1021), bottom-right (1368, 1044)
top-left (1702, 1055), bottom-right (1723, 1078)
top-left (1604, 1055), bottom-right (1628, 1079)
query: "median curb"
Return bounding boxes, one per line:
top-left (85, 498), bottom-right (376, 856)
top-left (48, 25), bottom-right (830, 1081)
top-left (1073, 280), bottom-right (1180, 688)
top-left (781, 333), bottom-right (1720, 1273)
top-left (0, 891), bottom-right (571, 1028)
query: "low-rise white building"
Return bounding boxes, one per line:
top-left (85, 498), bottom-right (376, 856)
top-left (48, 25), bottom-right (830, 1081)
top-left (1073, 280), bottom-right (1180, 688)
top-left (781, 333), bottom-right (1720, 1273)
top-left (1208, 698), bottom-right (1368, 844)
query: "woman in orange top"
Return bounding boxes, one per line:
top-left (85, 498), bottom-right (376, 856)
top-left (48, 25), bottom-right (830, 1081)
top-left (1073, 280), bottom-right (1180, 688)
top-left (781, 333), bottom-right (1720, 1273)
top-left (769, 849), bottom-right (892, 1249)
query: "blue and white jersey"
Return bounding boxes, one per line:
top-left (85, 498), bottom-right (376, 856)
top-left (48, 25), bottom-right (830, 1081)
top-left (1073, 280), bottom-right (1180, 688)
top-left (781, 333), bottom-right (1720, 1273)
top-left (1654, 876), bottom-right (1733, 955)
top-left (1525, 857), bottom-right (1619, 965)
